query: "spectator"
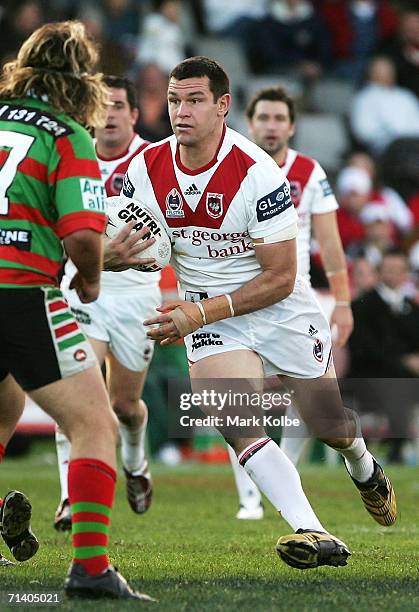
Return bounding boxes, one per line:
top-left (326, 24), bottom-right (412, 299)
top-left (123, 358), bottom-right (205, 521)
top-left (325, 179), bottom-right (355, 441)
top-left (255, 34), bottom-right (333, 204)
top-left (319, 0), bottom-right (398, 83)
top-left (137, 0), bottom-right (186, 75)
top-left (350, 256), bottom-right (378, 299)
top-left (380, 8), bottom-right (419, 99)
top-left (359, 205), bottom-right (395, 267)
top-left (250, 0), bottom-right (330, 77)
top-left (350, 56), bottom-right (419, 154)
top-left (336, 166), bottom-right (372, 255)
top-left (134, 63), bottom-right (172, 142)
top-left (349, 152), bottom-right (414, 237)
top-left (348, 249), bottom-right (419, 462)
top-left (0, 0), bottom-right (44, 65)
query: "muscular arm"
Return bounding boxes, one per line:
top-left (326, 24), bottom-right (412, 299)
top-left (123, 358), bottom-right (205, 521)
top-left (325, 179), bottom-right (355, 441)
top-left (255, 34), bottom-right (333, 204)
top-left (229, 238), bottom-right (296, 315)
top-left (144, 237), bottom-right (297, 344)
top-left (312, 211), bottom-right (353, 346)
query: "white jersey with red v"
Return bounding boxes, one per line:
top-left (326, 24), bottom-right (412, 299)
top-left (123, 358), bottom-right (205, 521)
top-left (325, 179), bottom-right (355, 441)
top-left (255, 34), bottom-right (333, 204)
top-left (96, 134), bottom-right (149, 196)
top-left (123, 125), bottom-right (298, 295)
top-left (280, 148), bottom-right (338, 282)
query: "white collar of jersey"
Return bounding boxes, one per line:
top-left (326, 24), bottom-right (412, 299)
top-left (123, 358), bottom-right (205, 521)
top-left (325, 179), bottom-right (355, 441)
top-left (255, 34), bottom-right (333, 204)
top-left (281, 147), bottom-right (298, 174)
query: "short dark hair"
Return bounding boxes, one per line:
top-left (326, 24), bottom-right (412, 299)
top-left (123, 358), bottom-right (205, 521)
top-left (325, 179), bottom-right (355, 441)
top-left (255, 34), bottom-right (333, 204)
top-left (103, 75), bottom-right (138, 110)
top-left (246, 87), bottom-right (296, 124)
top-left (169, 56), bottom-right (230, 102)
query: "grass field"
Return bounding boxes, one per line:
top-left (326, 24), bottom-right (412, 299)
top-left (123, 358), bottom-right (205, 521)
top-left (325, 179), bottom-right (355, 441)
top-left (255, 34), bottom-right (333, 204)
top-left (0, 440), bottom-right (418, 611)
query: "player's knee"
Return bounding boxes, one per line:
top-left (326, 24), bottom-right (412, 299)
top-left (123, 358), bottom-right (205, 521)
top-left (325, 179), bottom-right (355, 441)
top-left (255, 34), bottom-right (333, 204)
top-left (112, 397), bottom-right (142, 428)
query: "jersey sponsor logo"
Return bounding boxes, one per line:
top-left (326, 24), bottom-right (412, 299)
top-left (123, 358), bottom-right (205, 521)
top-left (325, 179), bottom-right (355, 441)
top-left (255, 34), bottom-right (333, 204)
top-left (206, 193), bottom-right (223, 219)
top-left (80, 178), bottom-right (106, 212)
top-left (313, 338), bottom-right (324, 362)
top-left (122, 173), bottom-right (135, 198)
top-left (0, 227), bottom-right (31, 250)
top-left (184, 183), bottom-right (201, 196)
top-left (0, 103), bottom-right (73, 137)
top-left (111, 173), bottom-right (124, 195)
top-left (289, 180), bottom-right (302, 206)
top-left (320, 178), bottom-right (333, 197)
top-left (191, 332), bottom-right (223, 351)
top-left (256, 182), bottom-right (292, 222)
top-left (165, 188), bottom-right (184, 218)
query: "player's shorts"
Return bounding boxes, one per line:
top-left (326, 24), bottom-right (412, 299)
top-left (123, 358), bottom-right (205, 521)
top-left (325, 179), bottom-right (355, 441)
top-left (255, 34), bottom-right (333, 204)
top-left (0, 287), bottom-right (96, 391)
top-left (63, 286), bottom-right (161, 372)
top-left (182, 277), bottom-right (332, 379)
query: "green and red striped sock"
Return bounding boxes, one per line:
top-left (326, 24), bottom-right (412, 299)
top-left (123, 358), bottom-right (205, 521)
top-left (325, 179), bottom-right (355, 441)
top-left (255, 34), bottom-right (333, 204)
top-left (69, 458), bottom-right (116, 575)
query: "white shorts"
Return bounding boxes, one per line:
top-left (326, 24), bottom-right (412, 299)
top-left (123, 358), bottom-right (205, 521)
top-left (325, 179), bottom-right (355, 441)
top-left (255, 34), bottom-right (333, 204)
top-left (63, 286), bottom-right (161, 372)
top-left (183, 277), bottom-right (332, 379)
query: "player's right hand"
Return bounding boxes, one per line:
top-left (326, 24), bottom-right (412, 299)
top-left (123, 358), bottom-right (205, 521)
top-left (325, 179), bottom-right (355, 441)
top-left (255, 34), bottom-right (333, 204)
top-left (69, 272), bottom-right (101, 304)
top-left (103, 221), bottom-right (156, 272)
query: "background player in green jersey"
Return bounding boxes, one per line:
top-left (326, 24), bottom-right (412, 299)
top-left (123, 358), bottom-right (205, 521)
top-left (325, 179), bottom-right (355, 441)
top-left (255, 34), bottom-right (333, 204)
top-left (0, 20), bottom-right (153, 600)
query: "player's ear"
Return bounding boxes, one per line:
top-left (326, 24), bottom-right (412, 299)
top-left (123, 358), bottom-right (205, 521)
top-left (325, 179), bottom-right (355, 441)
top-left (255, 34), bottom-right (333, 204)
top-left (218, 93), bottom-right (231, 117)
top-left (131, 107), bottom-right (139, 125)
top-left (289, 122), bottom-right (296, 138)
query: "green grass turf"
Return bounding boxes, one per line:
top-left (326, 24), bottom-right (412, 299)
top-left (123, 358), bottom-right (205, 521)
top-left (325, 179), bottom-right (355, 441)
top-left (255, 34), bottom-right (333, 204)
top-left (0, 440), bottom-right (418, 611)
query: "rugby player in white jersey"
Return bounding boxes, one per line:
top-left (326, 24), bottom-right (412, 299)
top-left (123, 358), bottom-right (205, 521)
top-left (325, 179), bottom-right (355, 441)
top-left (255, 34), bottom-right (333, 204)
top-left (227, 87), bottom-right (355, 519)
top-left (123, 57), bottom-right (396, 570)
top-left (54, 76), bottom-right (159, 529)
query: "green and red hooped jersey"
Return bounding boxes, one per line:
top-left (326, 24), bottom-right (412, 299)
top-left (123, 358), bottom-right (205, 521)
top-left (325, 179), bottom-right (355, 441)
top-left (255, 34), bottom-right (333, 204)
top-left (0, 97), bottom-right (107, 288)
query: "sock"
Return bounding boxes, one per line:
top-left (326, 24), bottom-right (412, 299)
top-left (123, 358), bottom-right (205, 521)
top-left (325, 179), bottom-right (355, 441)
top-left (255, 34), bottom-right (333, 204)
top-left (280, 404), bottom-right (310, 465)
top-left (227, 444), bottom-right (261, 509)
top-left (335, 437), bottom-right (375, 483)
top-left (119, 409), bottom-right (147, 475)
top-left (69, 458), bottom-right (116, 575)
top-left (55, 430), bottom-right (71, 502)
top-left (239, 438), bottom-right (325, 532)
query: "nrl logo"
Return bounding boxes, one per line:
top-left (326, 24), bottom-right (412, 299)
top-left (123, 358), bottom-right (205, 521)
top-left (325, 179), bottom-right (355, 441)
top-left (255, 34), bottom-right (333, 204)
top-left (206, 192), bottom-right (223, 219)
top-left (165, 188), bottom-right (184, 218)
top-left (111, 173), bottom-right (125, 195)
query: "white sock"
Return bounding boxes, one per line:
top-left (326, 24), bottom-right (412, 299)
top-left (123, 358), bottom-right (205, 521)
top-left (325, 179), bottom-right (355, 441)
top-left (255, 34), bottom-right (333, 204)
top-left (238, 438), bottom-right (325, 532)
top-left (119, 409), bottom-right (147, 475)
top-left (227, 444), bottom-right (261, 509)
top-left (280, 403), bottom-right (310, 465)
top-left (335, 437), bottom-right (375, 483)
top-left (55, 429), bottom-right (71, 502)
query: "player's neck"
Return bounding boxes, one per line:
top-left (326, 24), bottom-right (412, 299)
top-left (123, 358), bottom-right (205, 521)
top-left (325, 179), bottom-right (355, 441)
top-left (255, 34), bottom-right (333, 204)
top-left (178, 124), bottom-right (225, 171)
top-left (273, 145), bottom-right (288, 167)
top-left (96, 136), bottom-right (134, 160)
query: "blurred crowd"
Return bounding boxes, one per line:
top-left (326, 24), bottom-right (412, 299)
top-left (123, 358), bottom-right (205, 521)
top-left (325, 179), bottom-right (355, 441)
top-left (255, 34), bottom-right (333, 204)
top-left (1, 0), bottom-right (418, 462)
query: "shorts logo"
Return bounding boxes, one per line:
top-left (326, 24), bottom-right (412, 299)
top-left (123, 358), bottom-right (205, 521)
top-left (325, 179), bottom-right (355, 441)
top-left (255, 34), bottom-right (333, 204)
top-left (74, 349), bottom-right (87, 362)
top-left (166, 188), bottom-right (184, 218)
top-left (122, 174), bottom-right (135, 198)
top-left (256, 182), bottom-right (292, 222)
top-left (289, 180), bottom-right (302, 207)
top-left (206, 193), bottom-right (223, 219)
top-left (111, 173), bottom-right (125, 195)
top-left (191, 332), bottom-right (223, 351)
top-left (313, 338), bottom-right (323, 363)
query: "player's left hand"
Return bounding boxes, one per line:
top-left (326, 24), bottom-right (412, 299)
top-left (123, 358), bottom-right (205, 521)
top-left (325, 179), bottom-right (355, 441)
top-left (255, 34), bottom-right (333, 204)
top-left (331, 304), bottom-right (354, 347)
top-left (103, 220), bottom-right (156, 272)
top-left (144, 300), bottom-right (204, 346)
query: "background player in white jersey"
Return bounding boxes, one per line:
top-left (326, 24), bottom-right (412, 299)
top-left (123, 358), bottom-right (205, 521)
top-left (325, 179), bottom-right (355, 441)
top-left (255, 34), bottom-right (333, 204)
top-left (226, 87), bottom-right (355, 519)
top-left (126, 56), bottom-right (396, 570)
top-left (54, 76), bottom-right (159, 529)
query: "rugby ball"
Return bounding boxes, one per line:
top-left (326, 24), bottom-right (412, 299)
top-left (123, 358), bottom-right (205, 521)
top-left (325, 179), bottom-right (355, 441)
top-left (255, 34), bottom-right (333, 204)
top-left (105, 195), bottom-right (171, 272)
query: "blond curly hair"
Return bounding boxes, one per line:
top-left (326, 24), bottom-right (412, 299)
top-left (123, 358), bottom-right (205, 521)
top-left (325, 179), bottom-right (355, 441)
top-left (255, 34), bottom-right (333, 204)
top-left (0, 21), bottom-right (109, 128)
